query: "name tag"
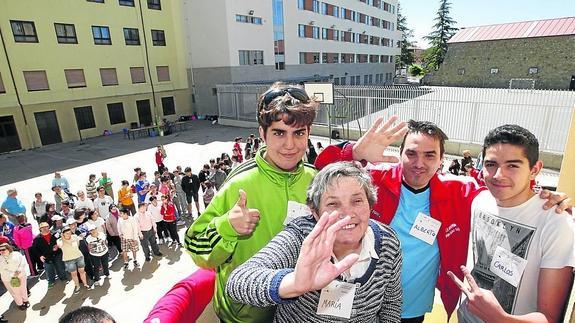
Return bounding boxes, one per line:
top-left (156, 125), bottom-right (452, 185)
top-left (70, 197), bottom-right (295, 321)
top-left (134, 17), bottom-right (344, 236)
top-left (316, 280), bottom-right (356, 319)
top-left (283, 201), bottom-right (311, 226)
top-left (409, 212), bottom-right (442, 245)
top-left (489, 246), bottom-right (527, 288)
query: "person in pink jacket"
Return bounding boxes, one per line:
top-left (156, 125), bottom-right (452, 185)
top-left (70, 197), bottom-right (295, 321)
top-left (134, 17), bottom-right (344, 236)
top-left (13, 215), bottom-right (37, 276)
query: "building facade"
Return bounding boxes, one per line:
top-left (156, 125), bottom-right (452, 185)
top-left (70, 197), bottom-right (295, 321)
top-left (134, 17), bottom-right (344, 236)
top-left (183, 0), bottom-right (401, 115)
top-left (427, 17), bottom-right (575, 90)
top-left (0, 0), bottom-right (191, 151)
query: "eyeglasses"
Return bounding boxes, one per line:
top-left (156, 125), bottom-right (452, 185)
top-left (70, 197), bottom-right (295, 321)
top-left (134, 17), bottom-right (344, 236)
top-left (262, 87), bottom-right (310, 108)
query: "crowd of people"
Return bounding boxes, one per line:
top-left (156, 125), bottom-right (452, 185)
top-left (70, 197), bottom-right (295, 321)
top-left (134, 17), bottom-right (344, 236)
top-left (183, 82), bottom-right (573, 323)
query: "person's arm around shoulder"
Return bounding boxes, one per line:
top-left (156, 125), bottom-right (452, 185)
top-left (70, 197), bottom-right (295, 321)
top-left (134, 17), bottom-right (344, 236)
top-left (185, 188), bottom-right (260, 269)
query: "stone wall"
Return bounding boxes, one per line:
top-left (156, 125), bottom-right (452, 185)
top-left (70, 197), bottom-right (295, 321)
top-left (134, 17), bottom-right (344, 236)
top-left (428, 35), bottom-right (575, 89)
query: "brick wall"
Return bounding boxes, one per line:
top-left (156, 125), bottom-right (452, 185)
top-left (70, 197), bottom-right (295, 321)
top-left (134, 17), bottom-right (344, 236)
top-left (427, 35), bottom-right (575, 89)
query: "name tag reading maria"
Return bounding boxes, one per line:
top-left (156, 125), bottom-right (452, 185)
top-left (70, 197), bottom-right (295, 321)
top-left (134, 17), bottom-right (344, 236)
top-left (316, 281), bottom-right (356, 319)
top-left (409, 212), bottom-right (442, 245)
top-left (489, 246), bottom-right (528, 288)
top-left (283, 201), bottom-right (311, 226)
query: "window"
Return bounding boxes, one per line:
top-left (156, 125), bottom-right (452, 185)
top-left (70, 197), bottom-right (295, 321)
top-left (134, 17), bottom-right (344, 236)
top-left (299, 52), bottom-right (319, 64)
top-left (312, 26), bottom-right (319, 39)
top-left (74, 106), bottom-right (96, 130)
top-left (312, 0), bottom-right (319, 12)
top-left (236, 15), bottom-right (263, 25)
top-left (298, 24), bottom-right (305, 37)
top-left (364, 75), bottom-right (369, 84)
top-left (333, 6), bottom-right (339, 17)
top-left (123, 28), bottom-right (140, 45)
top-left (107, 102), bottom-right (126, 124)
top-left (119, 0), bottom-right (134, 6)
top-left (23, 71), bottom-right (49, 91)
top-left (151, 30), bottom-right (165, 46)
top-left (87, 0), bottom-right (104, 2)
top-left (156, 66), bottom-right (170, 82)
top-left (458, 68), bottom-right (465, 75)
top-left (54, 23), bottom-right (77, 44)
top-left (321, 2), bottom-right (328, 14)
top-left (100, 68), bottom-right (118, 86)
top-left (334, 77), bottom-right (340, 85)
top-left (236, 15), bottom-right (248, 23)
top-left (10, 21), bottom-right (38, 43)
top-left (147, 0), bottom-right (161, 10)
top-left (64, 69), bottom-right (86, 88)
top-left (130, 67), bottom-right (146, 83)
top-left (161, 97), bottom-right (175, 116)
top-left (297, 0), bottom-right (304, 9)
top-left (251, 17), bottom-right (263, 24)
top-left (92, 26), bottom-right (111, 45)
top-left (238, 50), bottom-right (264, 65)
top-left (529, 67), bottom-right (539, 74)
top-left (333, 30), bottom-right (339, 41)
top-left (340, 77), bottom-right (346, 85)
top-left (0, 73), bottom-right (6, 94)
top-left (490, 68), bottom-right (499, 74)
top-left (322, 28), bottom-right (328, 39)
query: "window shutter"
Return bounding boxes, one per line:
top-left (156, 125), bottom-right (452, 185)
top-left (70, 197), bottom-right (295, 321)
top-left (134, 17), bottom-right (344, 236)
top-left (64, 69), bottom-right (86, 88)
top-left (23, 71), bottom-right (49, 91)
top-left (130, 67), bottom-right (146, 83)
top-left (100, 68), bottom-right (118, 86)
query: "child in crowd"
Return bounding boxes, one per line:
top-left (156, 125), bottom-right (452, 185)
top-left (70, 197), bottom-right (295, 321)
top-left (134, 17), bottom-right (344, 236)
top-left (85, 223), bottom-right (109, 286)
top-left (135, 203), bottom-right (162, 262)
top-left (202, 182), bottom-right (215, 209)
top-left (117, 208), bottom-right (141, 269)
top-left (160, 195), bottom-right (181, 248)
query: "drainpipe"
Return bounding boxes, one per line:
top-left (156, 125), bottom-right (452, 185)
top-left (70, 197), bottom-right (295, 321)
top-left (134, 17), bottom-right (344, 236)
top-left (137, 0), bottom-right (159, 126)
top-left (0, 25), bottom-right (34, 149)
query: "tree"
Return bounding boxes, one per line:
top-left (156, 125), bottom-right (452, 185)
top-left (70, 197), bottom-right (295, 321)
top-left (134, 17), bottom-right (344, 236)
top-left (423, 0), bottom-right (458, 70)
top-left (395, 3), bottom-right (415, 68)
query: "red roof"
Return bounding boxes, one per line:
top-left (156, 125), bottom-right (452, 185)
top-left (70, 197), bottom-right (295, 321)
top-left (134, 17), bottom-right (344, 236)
top-left (449, 17), bottom-right (575, 43)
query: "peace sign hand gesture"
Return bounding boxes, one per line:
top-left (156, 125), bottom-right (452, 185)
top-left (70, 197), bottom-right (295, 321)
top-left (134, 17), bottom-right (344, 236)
top-left (447, 265), bottom-right (508, 322)
top-left (278, 211), bottom-right (359, 298)
top-left (352, 115), bottom-right (408, 164)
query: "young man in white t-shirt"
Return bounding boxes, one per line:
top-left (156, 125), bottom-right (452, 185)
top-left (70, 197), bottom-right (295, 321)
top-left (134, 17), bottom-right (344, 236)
top-left (450, 124), bottom-right (575, 322)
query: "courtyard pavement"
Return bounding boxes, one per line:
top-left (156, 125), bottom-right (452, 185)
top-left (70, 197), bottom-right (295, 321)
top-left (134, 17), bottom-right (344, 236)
top-left (0, 120), bottom-right (563, 322)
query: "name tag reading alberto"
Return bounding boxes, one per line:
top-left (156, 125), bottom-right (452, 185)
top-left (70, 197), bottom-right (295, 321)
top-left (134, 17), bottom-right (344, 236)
top-left (317, 280), bottom-right (356, 319)
top-left (409, 212), bottom-right (442, 245)
top-left (489, 246), bottom-right (528, 288)
top-left (283, 201), bottom-right (311, 226)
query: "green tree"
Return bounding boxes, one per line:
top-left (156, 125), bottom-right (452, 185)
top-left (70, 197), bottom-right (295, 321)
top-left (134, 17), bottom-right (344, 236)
top-left (395, 3), bottom-right (415, 68)
top-left (423, 0), bottom-right (458, 70)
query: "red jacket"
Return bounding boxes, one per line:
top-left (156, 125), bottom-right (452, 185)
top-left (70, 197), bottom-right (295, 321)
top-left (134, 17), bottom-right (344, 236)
top-left (316, 143), bottom-right (485, 319)
top-left (155, 150), bottom-right (164, 165)
top-left (161, 203), bottom-right (176, 222)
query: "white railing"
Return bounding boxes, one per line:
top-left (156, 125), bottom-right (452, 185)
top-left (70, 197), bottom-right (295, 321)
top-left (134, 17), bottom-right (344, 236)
top-left (217, 84), bottom-right (575, 154)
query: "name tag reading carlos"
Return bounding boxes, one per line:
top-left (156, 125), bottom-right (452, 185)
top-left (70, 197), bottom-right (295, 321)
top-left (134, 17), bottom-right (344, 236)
top-left (316, 281), bottom-right (356, 319)
top-left (409, 212), bottom-right (442, 245)
top-left (283, 201), bottom-right (311, 226)
top-left (489, 246), bottom-right (528, 288)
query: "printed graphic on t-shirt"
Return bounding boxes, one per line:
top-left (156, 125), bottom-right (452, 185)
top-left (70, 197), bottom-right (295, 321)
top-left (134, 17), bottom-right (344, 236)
top-left (471, 210), bottom-right (535, 313)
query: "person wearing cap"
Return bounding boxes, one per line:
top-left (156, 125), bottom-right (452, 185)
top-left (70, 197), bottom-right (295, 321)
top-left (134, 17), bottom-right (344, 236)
top-left (51, 214), bottom-right (66, 239)
top-left (30, 192), bottom-right (48, 223)
top-left (75, 190), bottom-right (95, 212)
top-left (98, 172), bottom-right (114, 202)
top-left (1, 188), bottom-right (26, 224)
top-left (0, 242), bottom-right (29, 310)
top-left (94, 187), bottom-right (114, 221)
top-left (33, 222), bottom-right (68, 289)
top-left (118, 180), bottom-right (136, 215)
top-left (85, 223), bottom-right (109, 286)
top-left (13, 215), bottom-right (38, 276)
top-left (58, 225), bottom-right (90, 294)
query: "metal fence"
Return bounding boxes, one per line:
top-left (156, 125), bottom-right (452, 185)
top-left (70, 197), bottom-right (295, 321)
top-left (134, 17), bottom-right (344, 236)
top-left (216, 84), bottom-right (575, 154)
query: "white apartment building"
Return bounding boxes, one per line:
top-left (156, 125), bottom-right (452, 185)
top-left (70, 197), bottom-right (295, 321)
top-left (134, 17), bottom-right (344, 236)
top-left (184, 0), bottom-right (400, 114)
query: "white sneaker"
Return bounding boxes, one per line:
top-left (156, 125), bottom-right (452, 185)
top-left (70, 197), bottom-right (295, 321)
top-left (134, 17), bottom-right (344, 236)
top-left (158, 239), bottom-right (163, 245)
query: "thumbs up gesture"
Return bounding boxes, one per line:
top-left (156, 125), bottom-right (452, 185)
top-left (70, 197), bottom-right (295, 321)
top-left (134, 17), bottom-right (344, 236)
top-left (229, 189), bottom-right (261, 236)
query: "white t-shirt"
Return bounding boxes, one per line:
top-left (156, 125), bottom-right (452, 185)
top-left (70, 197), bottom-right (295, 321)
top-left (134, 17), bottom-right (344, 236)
top-left (87, 217), bottom-right (106, 234)
top-left (93, 195), bottom-right (114, 220)
top-left (86, 232), bottom-right (109, 257)
top-left (459, 191), bottom-right (575, 322)
top-left (75, 198), bottom-right (95, 211)
top-left (144, 192), bottom-right (160, 204)
top-left (148, 202), bottom-right (163, 223)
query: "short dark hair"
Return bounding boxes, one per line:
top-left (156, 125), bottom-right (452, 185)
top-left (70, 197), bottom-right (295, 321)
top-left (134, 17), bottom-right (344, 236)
top-left (257, 82), bottom-right (318, 133)
top-left (482, 124), bottom-right (539, 168)
top-left (184, 167), bottom-right (191, 173)
top-left (400, 120), bottom-right (449, 157)
top-left (138, 202), bottom-right (147, 209)
top-left (59, 306), bottom-right (116, 323)
top-left (121, 180), bottom-right (129, 186)
top-left (119, 208), bottom-right (130, 215)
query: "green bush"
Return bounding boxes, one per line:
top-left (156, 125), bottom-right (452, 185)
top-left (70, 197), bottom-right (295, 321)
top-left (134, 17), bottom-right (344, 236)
top-left (409, 64), bottom-right (425, 76)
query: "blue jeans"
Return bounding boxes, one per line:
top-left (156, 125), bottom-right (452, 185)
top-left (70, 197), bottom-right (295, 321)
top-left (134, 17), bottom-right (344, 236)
top-left (45, 253), bottom-right (68, 283)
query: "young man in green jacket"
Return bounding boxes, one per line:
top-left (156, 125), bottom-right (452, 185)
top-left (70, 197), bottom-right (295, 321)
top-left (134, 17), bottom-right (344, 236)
top-left (185, 83), bottom-right (319, 322)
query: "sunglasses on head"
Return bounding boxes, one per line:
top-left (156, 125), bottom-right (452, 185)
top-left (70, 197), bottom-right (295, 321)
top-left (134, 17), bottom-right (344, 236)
top-left (262, 87), bottom-right (310, 108)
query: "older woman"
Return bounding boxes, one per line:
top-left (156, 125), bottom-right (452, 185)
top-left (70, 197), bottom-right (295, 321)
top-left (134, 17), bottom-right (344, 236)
top-left (0, 243), bottom-right (29, 310)
top-left (226, 162), bottom-right (402, 322)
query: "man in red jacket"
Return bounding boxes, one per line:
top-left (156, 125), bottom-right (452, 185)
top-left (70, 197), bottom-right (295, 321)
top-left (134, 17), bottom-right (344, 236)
top-left (315, 116), bottom-right (570, 322)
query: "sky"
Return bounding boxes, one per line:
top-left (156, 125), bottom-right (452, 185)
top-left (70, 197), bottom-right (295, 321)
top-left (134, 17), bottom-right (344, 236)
top-left (399, 0), bottom-right (575, 48)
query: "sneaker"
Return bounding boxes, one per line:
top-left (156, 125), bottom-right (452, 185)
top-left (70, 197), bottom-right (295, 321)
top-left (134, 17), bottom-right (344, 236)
top-left (177, 242), bottom-right (183, 248)
top-left (18, 304), bottom-right (27, 311)
top-left (84, 284), bottom-right (91, 290)
top-left (123, 262), bottom-right (129, 269)
top-left (24, 301), bottom-right (30, 308)
top-left (94, 281), bottom-right (100, 287)
top-left (133, 260), bottom-right (139, 267)
top-left (158, 239), bottom-right (163, 245)
top-left (48, 282), bottom-right (55, 289)
top-left (145, 257), bottom-right (151, 262)
top-left (74, 286), bottom-right (81, 294)
top-left (177, 220), bottom-right (185, 226)
top-left (168, 241), bottom-right (174, 247)
top-left (154, 252), bottom-right (163, 257)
